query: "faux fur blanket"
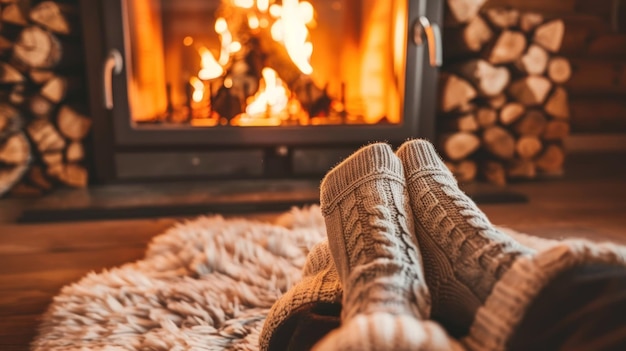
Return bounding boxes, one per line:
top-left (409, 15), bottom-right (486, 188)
top-left (33, 206), bottom-right (555, 351)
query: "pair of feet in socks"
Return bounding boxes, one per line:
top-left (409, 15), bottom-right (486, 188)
top-left (314, 139), bottom-right (533, 350)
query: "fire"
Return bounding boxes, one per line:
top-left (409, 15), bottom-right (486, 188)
top-left (245, 67), bottom-right (289, 118)
top-left (189, 77), bottom-right (205, 103)
top-left (197, 47), bottom-right (224, 80)
top-left (233, 0), bottom-right (254, 9)
top-left (270, 0), bottom-right (314, 75)
top-left (215, 17), bottom-right (233, 66)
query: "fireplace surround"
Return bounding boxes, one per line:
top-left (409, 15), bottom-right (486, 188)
top-left (80, 0), bottom-right (442, 183)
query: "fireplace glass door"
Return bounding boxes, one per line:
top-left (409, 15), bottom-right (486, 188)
top-left (100, 0), bottom-right (439, 147)
top-left (120, 0), bottom-right (408, 129)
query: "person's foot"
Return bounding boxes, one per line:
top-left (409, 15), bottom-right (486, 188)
top-left (396, 139), bottom-right (535, 337)
top-left (315, 143), bottom-right (461, 350)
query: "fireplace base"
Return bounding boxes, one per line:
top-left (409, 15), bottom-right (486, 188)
top-left (17, 180), bottom-right (527, 223)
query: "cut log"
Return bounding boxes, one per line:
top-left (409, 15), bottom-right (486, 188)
top-left (41, 76), bottom-right (66, 103)
top-left (0, 132), bottom-right (29, 165)
top-left (482, 160), bottom-right (506, 186)
top-left (40, 75), bottom-right (79, 103)
top-left (514, 110), bottom-right (547, 136)
top-left (500, 102), bottom-right (525, 125)
top-left (9, 182), bottom-right (43, 197)
top-left (515, 136), bottom-right (542, 159)
top-left (534, 19), bottom-right (565, 53)
top-left (476, 107), bottom-right (498, 128)
top-left (27, 119), bottom-right (66, 153)
top-left (544, 87), bottom-right (569, 120)
top-left (485, 30), bottom-right (527, 64)
top-left (440, 132), bottom-right (481, 161)
top-left (48, 163), bottom-right (87, 188)
top-left (0, 163), bottom-right (29, 196)
top-left (543, 120), bottom-right (570, 141)
top-left (29, 1), bottom-right (78, 35)
top-left (28, 165), bottom-right (52, 190)
top-left (444, 16), bottom-right (493, 58)
top-left (0, 36), bottom-right (14, 53)
top-left (486, 94), bottom-right (507, 109)
top-left (456, 59), bottom-right (510, 97)
top-left (547, 57), bottom-right (572, 84)
top-left (515, 44), bottom-right (549, 75)
top-left (447, 0), bottom-right (487, 24)
top-left (0, 103), bottom-right (24, 140)
top-left (29, 69), bottom-right (55, 84)
top-left (519, 12), bottom-right (544, 33)
top-left (66, 141), bottom-right (84, 162)
top-left (13, 26), bottom-right (62, 69)
top-left (1, 2), bottom-right (30, 26)
top-left (29, 94), bottom-right (55, 119)
top-left (535, 144), bottom-right (565, 173)
top-left (9, 84), bottom-right (26, 105)
top-left (508, 76), bottom-right (552, 105)
top-left (484, 8), bottom-right (520, 28)
top-left (483, 126), bottom-right (516, 159)
top-left (507, 159), bottom-right (536, 179)
top-left (0, 63), bottom-right (25, 83)
top-left (41, 151), bottom-right (62, 167)
top-left (449, 159), bottom-right (478, 183)
top-left (444, 113), bottom-right (479, 132)
top-left (57, 105), bottom-right (91, 140)
top-left (439, 73), bottom-right (477, 113)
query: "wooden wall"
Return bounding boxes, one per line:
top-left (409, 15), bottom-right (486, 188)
top-left (485, 0), bottom-right (626, 133)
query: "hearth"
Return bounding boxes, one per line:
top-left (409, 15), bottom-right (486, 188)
top-left (80, 0), bottom-right (442, 182)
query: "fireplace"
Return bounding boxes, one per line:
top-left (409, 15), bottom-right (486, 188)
top-left (80, 0), bottom-right (441, 182)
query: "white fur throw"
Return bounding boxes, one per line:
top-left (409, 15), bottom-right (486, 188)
top-left (33, 206), bottom-right (555, 350)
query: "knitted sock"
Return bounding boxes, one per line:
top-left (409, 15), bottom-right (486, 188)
top-left (397, 139), bottom-right (534, 337)
top-left (397, 139), bottom-right (626, 351)
top-left (314, 143), bottom-right (462, 351)
top-left (260, 240), bottom-right (343, 351)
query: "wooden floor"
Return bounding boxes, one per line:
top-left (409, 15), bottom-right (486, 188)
top-left (1, 153), bottom-right (625, 351)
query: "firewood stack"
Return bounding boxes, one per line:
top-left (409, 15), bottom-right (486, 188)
top-left (0, 0), bottom-right (90, 197)
top-left (438, 0), bottom-right (571, 185)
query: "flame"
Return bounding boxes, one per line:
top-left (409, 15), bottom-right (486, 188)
top-left (245, 67), bottom-right (289, 117)
top-left (215, 17), bottom-right (232, 65)
top-left (190, 77), bottom-right (205, 103)
top-left (198, 47), bottom-right (224, 80)
top-left (257, 0), bottom-right (269, 12)
top-left (270, 0), bottom-right (314, 75)
top-left (248, 14), bottom-right (260, 29)
top-left (233, 0), bottom-right (254, 8)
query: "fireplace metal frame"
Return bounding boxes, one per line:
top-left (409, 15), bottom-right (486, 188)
top-left (79, 0), bottom-right (442, 182)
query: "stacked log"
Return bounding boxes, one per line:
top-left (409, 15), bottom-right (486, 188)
top-left (0, 0), bottom-right (88, 197)
top-left (439, 0), bottom-right (571, 185)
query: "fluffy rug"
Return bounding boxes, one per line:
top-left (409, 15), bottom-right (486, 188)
top-left (33, 206), bottom-right (556, 351)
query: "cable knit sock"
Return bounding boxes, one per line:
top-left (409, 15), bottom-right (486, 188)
top-left (396, 139), bottom-right (535, 336)
top-left (397, 139), bottom-right (626, 351)
top-left (314, 143), bottom-right (462, 351)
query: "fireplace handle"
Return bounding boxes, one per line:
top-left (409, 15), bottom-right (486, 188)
top-left (413, 16), bottom-right (442, 67)
top-left (103, 49), bottom-right (124, 110)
